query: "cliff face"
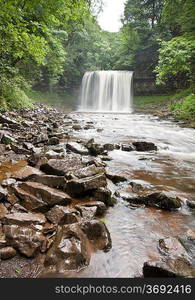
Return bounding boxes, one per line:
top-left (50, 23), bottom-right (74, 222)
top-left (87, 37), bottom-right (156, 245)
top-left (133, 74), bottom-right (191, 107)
top-left (133, 71), bottom-right (164, 95)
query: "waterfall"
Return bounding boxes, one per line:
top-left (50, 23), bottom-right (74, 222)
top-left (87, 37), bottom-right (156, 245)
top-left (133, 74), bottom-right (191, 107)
top-left (78, 70), bottom-right (133, 112)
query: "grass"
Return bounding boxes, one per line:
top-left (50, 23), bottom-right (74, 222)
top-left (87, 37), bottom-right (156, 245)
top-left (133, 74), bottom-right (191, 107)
top-left (26, 90), bottom-right (76, 110)
top-left (134, 95), bottom-right (172, 108)
top-left (0, 87), bottom-right (33, 111)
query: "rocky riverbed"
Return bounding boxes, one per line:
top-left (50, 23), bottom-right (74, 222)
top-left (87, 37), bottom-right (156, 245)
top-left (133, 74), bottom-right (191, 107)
top-left (0, 104), bottom-right (195, 278)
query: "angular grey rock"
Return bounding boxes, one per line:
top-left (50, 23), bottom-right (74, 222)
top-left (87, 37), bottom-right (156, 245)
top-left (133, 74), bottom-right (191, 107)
top-left (0, 246), bottom-right (17, 260)
top-left (66, 164), bottom-right (104, 180)
top-left (66, 174), bottom-right (107, 197)
top-left (11, 166), bottom-right (43, 181)
top-left (27, 174), bottom-right (66, 189)
top-left (132, 141), bottom-right (157, 152)
top-left (4, 225), bottom-right (46, 257)
top-left (1, 212), bottom-right (46, 226)
top-left (17, 181), bottom-right (71, 207)
top-left (66, 142), bottom-right (89, 155)
top-left (44, 223), bottom-right (91, 272)
top-left (40, 156), bottom-right (84, 176)
top-left (80, 219), bottom-right (112, 252)
top-left (46, 205), bottom-right (80, 225)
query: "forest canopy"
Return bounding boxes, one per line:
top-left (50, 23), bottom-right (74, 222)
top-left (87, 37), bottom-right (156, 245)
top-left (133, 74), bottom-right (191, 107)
top-left (0, 0), bottom-right (194, 110)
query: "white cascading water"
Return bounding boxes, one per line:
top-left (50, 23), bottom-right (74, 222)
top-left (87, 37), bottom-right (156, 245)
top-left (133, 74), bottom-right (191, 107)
top-left (78, 70), bottom-right (133, 112)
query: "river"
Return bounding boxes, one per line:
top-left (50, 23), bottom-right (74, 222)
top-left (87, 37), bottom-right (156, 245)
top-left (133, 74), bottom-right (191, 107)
top-left (43, 111), bottom-right (195, 277)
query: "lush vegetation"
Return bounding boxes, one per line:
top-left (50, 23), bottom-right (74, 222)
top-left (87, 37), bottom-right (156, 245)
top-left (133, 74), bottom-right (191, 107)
top-left (0, 0), bottom-right (194, 119)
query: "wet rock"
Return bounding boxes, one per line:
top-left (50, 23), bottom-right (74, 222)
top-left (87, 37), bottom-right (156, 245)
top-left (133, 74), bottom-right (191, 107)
top-left (125, 192), bottom-right (181, 210)
top-left (91, 187), bottom-right (115, 206)
top-left (99, 155), bottom-right (112, 161)
top-left (45, 150), bottom-right (64, 160)
top-left (0, 115), bottom-right (18, 126)
top-left (158, 237), bottom-right (191, 262)
top-left (4, 225), bottom-right (46, 257)
top-left (66, 142), bottom-right (89, 155)
top-left (40, 156), bottom-right (84, 176)
top-left (85, 139), bottom-right (106, 156)
top-left (1, 178), bottom-right (16, 187)
top-left (0, 186), bottom-right (7, 200)
top-left (121, 144), bottom-right (134, 152)
top-left (106, 170), bottom-right (127, 184)
top-left (11, 166), bottom-right (43, 181)
top-left (12, 185), bottom-right (48, 212)
top-left (76, 201), bottom-right (107, 216)
top-left (0, 203), bottom-right (8, 217)
top-left (27, 153), bottom-right (48, 168)
top-left (46, 205), bottom-right (80, 225)
top-left (75, 205), bottom-right (97, 220)
top-left (0, 246), bottom-right (17, 260)
top-left (10, 144), bottom-right (31, 155)
top-left (44, 223), bottom-right (91, 272)
top-left (129, 182), bottom-right (143, 193)
top-left (103, 144), bottom-right (115, 151)
top-left (186, 200), bottom-right (195, 208)
top-left (143, 258), bottom-right (195, 277)
top-left (132, 141), bottom-right (157, 152)
top-left (33, 133), bottom-right (48, 145)
top-left (1, 212), bottom-right (46, 226)
top-left (72, 124), bottom-right (82, 130)
top-left (28, 174), bottom-right (66, 189)
top-left (16, 181), bottom-right (71, 207)
top-left (80, 220), bottom-right (112, 252)
top-left (66, 165), bottom-right (105, 180)
top-left (82, 156), bottom-right (106, 168)
top-left (128, 203), bottom-right (145, 210)
top-left (66, 174), bottom-right (107, 197)
top-left (48, 137), bottom-right (60, 145)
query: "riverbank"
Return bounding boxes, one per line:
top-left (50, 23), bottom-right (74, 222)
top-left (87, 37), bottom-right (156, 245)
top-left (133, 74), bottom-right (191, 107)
top-left (134, 89), bottom-right (195, 129)
top-left (1, 104), bottom-right (195, 278)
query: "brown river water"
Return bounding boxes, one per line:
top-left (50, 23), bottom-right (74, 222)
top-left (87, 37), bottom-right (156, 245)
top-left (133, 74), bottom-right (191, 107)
top-left (41, 111), bottom-right (195, 278)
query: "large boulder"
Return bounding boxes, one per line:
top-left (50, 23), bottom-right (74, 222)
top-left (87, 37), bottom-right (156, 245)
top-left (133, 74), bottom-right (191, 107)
top-left (80, 220), bottom-right (112, 252)
top-left (44, 224), bottom-right (91, 272)
top-left (143, 258), bottom-right (195, 278)
top-left (91, 187), bottom-right (115, 206)
top-left (40, 155), bottom-right (84, 176)
top-left (66, 165), bottom-right (105, 180)
top-left (4, 225), bottom-right (46, 257)
top-left (75, 201), bottom-right (107, 216)
top-left (143, 237), bottom-right (194, 277)
top-left (75, 205), bottom-right (97, 220)
top-left (0, 246), bottom-right (17, 260)
top-left (85, 139), bottom-right (106, 156)
top-left (66, 142), bottom-right (89, 155)
top-left (106, 170), bottom-right (127, 184)
top-left (27, 174), bottom-right (67, 190)
top-left (125, 192), bottom-right (181, 210)
top-left (66, 174), bottom-right (107, 197)
top-left (15, 181), bottom-right (71, 207)
top-left (1, 212), bottom-right (46, 226)
top-left (11, 166), bottom-right (43, 181)
top-left (132, 141), bottom-right (157, 152)
top-left (158, 237), bottom-right (191, 262)
top-left (12, 185), bottom-right (48, 212)
top-left (46, 205), bottom-right (80, 225)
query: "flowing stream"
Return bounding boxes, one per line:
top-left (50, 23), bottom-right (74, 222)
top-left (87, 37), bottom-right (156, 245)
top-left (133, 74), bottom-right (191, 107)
top-left (44, 111), bottom-right (195, 278)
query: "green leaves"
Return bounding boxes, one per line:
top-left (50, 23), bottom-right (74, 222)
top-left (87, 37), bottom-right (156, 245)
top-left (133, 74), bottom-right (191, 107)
top-left (155, 37), bottom-right (195, 86)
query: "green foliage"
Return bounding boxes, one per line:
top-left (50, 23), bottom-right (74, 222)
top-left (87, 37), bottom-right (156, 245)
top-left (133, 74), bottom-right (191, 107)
top-left (155, 37), bottom-right (195, 87)
top-left (170, 93), bottom-right (195, 119)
